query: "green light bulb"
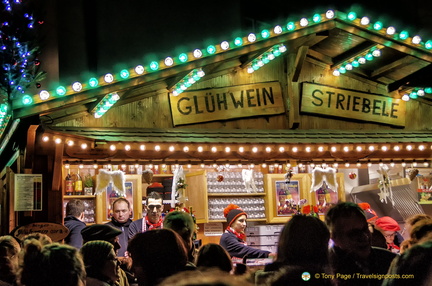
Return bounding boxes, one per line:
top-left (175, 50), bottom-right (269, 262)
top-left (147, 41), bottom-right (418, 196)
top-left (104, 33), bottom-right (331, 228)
top-left (347, 12), bottom-right (357, 21)
top-left (234, 37), bottom-right (243, 46)
top-left (207, 45), bottom-right (216, 54)
top-left (179, 53), bottom-right (188, 63)
top-left (287, 22), bottom-right (295, 31)
top-left (425, 40), bottom-right (432, 50)
top-left (88, 78), bottom-right (98, 88)
top-left (409, 92), bottom-right (417, 99)
top-left (312, 14), bottom-right (321, 23)
top-left (365, 53), bottom-right (373, 61)
top-left (149, 61), bottom-right (159, 71)
top-left (261, 29), bottom-right (270, 38)
top-left (425, 87), bottom-right (432, 93)
top-left (399, 30), bottom-right (409, 40)
top-left (120, 69), bottom-right (129, 79)
top-left (352, 60), bottom-right (359, 67)
top-left (22, 95), bottom-right (33, 105)
top-left (339, 67), bottom-right (346, 74)
top-left (56, 86), bottom-right (67, 95)
top-left (0, 104), bottom-right (7, 113)
top-left (373, 21), bottom-right (383, 30)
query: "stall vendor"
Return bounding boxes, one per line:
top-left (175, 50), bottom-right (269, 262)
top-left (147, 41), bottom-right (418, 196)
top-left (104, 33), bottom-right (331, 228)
top-left (219, 204), bottom-right (274, 259)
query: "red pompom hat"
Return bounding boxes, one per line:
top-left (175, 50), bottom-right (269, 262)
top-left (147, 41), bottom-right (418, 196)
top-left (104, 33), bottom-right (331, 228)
top-left (224, 204), bottom-right (247, 227)
top-left (358, 202), bottom-right (378, 222)
top-left (375, 216), bottom-right (401, 232)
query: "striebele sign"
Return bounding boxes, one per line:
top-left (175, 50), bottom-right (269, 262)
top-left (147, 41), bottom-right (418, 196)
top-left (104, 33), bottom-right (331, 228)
top-left (169, 82), bottom-right (284, 126)
top-left (301, 83), bottom-right (406, 127)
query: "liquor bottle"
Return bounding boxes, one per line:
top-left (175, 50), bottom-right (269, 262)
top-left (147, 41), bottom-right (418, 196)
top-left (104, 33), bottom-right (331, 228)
top-left (65, 168), bottom-right (73, 196)
top-left (74, 168), bottom-right (83, 195)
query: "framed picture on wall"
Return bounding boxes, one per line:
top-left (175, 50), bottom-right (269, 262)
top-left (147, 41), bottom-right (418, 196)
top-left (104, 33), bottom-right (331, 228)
top-left (265, 174), bottom-right (312, 223)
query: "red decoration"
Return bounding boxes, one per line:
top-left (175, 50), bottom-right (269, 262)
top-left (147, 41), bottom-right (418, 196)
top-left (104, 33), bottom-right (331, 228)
top-left (217, 174), bottom-right (224, 182)
top-left (349, 172), bottom-right (357, 180)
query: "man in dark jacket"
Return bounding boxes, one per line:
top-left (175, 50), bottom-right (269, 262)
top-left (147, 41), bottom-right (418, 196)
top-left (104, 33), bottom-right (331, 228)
top-left (105, 197), bottom-right (132, 257)
top-left (64, 199), bottom-right (86, 248)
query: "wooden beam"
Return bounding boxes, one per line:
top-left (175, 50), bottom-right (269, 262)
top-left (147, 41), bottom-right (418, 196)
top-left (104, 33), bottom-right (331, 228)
top-left (24, 125), bottom-right (39, 170)
top-left (287, 53), bottom-right (300, 129)
top-left (371, 56), bottom-right (417, 78)
top-left (331, 41), bottom-right (378, 68)
top-left (292, 46), bottom-right (309, 82)
top-left (52, 141), bottom-right (64, 193)
top-left (307, 49), bottom-right (333, 65)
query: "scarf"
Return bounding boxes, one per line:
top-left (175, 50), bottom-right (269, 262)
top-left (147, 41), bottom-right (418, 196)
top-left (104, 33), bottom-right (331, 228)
top-left (226, 227), bottom-right (247, 243)
top-left (144, 216), bottom-right (163, 231)
top-left (387, 242), bottom-right (400, 254)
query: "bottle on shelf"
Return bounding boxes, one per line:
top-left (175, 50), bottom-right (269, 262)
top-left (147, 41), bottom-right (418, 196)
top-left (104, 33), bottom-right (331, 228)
top-left (74, 168), bottom-right (83, 195)
top-left (65, 168), bottom-right (73, 196)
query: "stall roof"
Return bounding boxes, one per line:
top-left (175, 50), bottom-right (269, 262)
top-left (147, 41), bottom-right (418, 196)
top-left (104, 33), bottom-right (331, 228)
top-left (10, 9), bottom-right (432, 124)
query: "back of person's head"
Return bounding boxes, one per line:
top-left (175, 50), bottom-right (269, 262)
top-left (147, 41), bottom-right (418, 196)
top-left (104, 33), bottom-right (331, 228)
top-left (164, 211), bottom-right (195, 245)
top-left (0, 235), bottom-right (20, 255)
top-left (80, 240), bottom-right (116, 282)
top-left (18, 241), bottom-right (85, 286)
top-left (21, 232), bottom-right (52, 246)
top-left (0, 235), bottom-right (21, 283)
top-left (276, 214), bottom-right (330, 268)
top-left (383, 240), bottom-right (432, 286)
top-left (66, 199), bottom-right (85, 217)
top-left (195, 243), bottom-right (233, 273)
top-left (405, 214), bottom-right (431, 227)
top-left (325, 201), bottom-right (366, 230)
top-left (160, 268), bottom-right (251, 286)
top-left (127, 228), bottom-right (188, 286)
top-left (409, 218), bottom-right (432, 244)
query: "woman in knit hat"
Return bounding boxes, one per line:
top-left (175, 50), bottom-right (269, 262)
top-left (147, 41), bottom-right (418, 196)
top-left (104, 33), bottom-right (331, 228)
top-left (219, 204), bottom-right (273, 259)
top-left (80, 240), bottom-right (120, 286)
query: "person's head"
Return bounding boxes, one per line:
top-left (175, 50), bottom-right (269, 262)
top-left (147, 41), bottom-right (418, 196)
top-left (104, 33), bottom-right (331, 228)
top-left (325, 202), bottom-right (371, 259)
top-left (375, 216), bottom-right (401, 245)
top-left (80, 240), bottom-right (119, 284)
top-left (195, 243), bottom-right (233, 273)
top-left (66, 199), bottom-right (85, 219)
top-left (404, 214), bottom-right (431, 236)
top-left (160, 268), bottom-right (251, 286)
top-left (224, 204), bottom-right (247, 233)
top-left (146, 191), bottom-right (163, 224)
top-left (127, 229), bottom-right (188, 286)
top-left (276, 214), bottom-right (330, 268)
top-left (18, 241), bottom-right (85, 286)
top-left (111, 197), bottom-right (132, 223)
top-left (164, 210), bottom-right (195, 252)
top-left (21, 232), bottom-right (52, 246)
top-left (409, 218), bottom-right (432, 245)
top-left (81, 224), bottom-right (122, 254)
top-left (0, 235), bottom-right (21, 283)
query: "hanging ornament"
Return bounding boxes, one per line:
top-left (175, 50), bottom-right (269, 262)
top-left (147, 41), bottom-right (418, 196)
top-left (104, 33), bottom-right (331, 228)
top-left (377, 164), bottom-right (395, 206)
top-left (284, 168), bottom-right (294, 183)
top-left (349, 172), bottom-right (357, 180)
top-left (217, 174), bottom-right (224, 182)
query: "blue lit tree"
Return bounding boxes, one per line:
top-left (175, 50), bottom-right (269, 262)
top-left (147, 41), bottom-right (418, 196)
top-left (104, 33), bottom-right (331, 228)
top-left (0, 0), bottom-right (45, 108)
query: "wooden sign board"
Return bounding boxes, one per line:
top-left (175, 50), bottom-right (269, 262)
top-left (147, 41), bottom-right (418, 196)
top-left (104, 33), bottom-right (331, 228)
top-left (301, 83), bottom-right (406, 127)
top-left (169, 82), bottom-right (285, 126)
top-left (11, 222), bottom-right (69, 242)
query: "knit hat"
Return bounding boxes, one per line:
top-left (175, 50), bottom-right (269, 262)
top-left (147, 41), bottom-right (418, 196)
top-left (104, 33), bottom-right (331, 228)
top-left (224, 204), bottom-right (247, 227)
top-left (358, 202), bottom-right (378, 222)
top-left (375, 216), bottom-right (401, 232)
top-left (81, 224), bottom-right (122, 242)
top-left (80, 240), bottom-right (114, 270)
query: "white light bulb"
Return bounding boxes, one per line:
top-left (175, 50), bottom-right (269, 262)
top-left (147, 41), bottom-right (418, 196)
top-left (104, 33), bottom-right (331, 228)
top-left (135, 65), bottom-right (145, 74)
top-left (299, 18), bottom-right (309, 27)
top-left (104, 73), bottom-right (114, 83)
top-left (360, 17), bottom-right (370, 25)
top-left (72, 82), bottom-right (82, 92)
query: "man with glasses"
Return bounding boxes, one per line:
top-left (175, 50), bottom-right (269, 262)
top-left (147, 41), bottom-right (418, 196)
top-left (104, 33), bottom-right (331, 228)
top-left (128, 192), bottom-right (164, 240)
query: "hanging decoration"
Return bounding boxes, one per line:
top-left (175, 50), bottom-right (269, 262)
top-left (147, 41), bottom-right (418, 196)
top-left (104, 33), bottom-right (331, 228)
top-left (242, 168), bottom-right (258, 193)
top-left (171, 165), bottom-right (186, 207)
top-left (377, 164), bottom-right (395, 206)
top-left (349, 172), bottom-right (357, 180)
top-left (215, 165), bottom-right (230, 182)
top-left (142, 169), bottom-right (154, 184)
top-left (284, 168), bottom-right (294, 183)
top-left (95, 169), bottom-right (126, 196)
top-left (310, 167), bottom-right (338, 193)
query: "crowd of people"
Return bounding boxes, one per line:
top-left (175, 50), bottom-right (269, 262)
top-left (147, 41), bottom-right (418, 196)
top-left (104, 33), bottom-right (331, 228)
top-left (1, 199), bottom-right (431, 286)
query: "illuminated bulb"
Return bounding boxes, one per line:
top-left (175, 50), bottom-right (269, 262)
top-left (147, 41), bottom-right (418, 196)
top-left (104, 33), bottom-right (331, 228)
top-left (343, 146), bottom-right (349, 152)
top-left (401, 162), bottom-right (406, 167)
top-left (418, 89), bottom-right (425, 96)
top-left (125, 145), bottom-right (131, 151)
top-left (394, 146), bottom-right (400, 151)
top-left (239, 146), bottom-right (244, 153)
top-left (135, 65), bottom-right (145, 74)
top-left (65, 164), bottom-right (70, 169)
top-left (121, 164), bottom-right (127, 169)
top-left (67, 140), bottom-right (74, 146)
top-left (286, 163), bottom-right (291, 168)
top-left (381, 146), bottom-right (388, 151)
top-left (386, 26), bottom-right (396, 35)
top-left (358, 57), bottom-right (366, 64)
top-left (325, 9), bottom-right (335, 19)
top-left (135, 164), bottom-right (140, 169)
top-left (247, 67), bottom-right (254, 73)
top-left (211, 147), bottom-right (217, 153)
top-left (54, 138), bottom-right (61, 144)
top-left (390, 162), bottom-right (395, 167)
top-left (305, 146), bottom-right (311, 152)
top-left (412, 35), bottom-right (422, 45)
top-left (299, 18), bottom-right (309, 27)
top-left (93, 164), bottom-right (98, 169)
top-left (140, 144), bottom-right (145, 151)
top-left (406, 145), bottom-right (413, 151)
top-left (81, 143), bottom-right (87, 149)
top-left (250, 163), bottom-right (255, 168)
top-left (333, 163), bottom-right (338, 168)
top-left (424, 161), bottom-right (429, 167)
top-left (225, 147), bottom-right (231, 153)
top-left (372, 49), bottom-right (381, 57)
top-left (39, 90), bottom-right (50, 100)
top-left (279, 147), bottom-right (285, 152)
top-left (104, 73), bottom-right (114, 83)
top-left (107, 164), bottom-right (112, 170)
top-left (292, 147), bottom-right (298, 152)
top-left (200, 163), bottom-right (205, 168)
top-left (318, 146), bottom-right (324, 152)
top-left (413, 161), bottom-right (418, 167)
top-left (42, 136), bottom-right (49, 142)
top-left (368, 146), bottom-right (375, 151)
top-left (152, 145), bottom-right (161, 152)
top-left (247, 33), bottom-right (256, 42)
top-left (265, 147), bottom-right (271, 153)
top-left (419, 145), bottom-right (425, 151)
top-left (345, 64), bottom-right (353, 70)
top-left (322, 163), bottom-right (328, 168)
top-left (193, 49), bottom-right (202, 58)
top-left (238, 163), bottom-right (242, 168)
top-left (401, 94), bottom-right (410, 101)
top-left (310, 163), bottom-right (315, 168)
top-left (333, 70), bottom-right (341, 77)
top-left (379, 161), bottom-right (384, 167)
top-left (198, 146), bottom-right (204, 152)
top-left (72, 82), bottom-right (82, 92)
top-left (262, 163), bottom-right (267, 168)
top-left (298, 163), bottom-right (303, 168)
top-left (345, 162), bottom-right (350, 167)
top-left (187, 164), bottom-right (192, 168)
top-left (110, 145), bottom-right (116, 151)
top-left (330, 146), bottom-right (337, 152)
top-left (357, 162), bottom-right (362, 167)
top-left (356, 146), bottom-right (363, 151)
top-left (252, 147), bottom-right (258, 153)
top-left (148, 164), bottom-right (153, 169)
top-left (360, 16), bottom-right (370, 25)
top-left (164, 57), bottom-right (174, 66)
top-left (183, 146), bottom-right (189, 152)
top-left (220, 41), bottom-right (230, 50)
top-left (169, 146), bottom-right (175, 152)
top-left (273, 25), bottom-right (282, 34)
top-left (367, 162), bottom-right (372, 167)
